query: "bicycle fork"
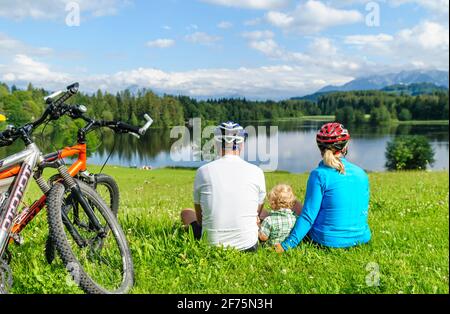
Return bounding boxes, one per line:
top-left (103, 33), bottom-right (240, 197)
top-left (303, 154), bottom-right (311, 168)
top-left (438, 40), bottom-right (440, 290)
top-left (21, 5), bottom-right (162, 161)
top-left (55, 162), bottom-right (106, 247)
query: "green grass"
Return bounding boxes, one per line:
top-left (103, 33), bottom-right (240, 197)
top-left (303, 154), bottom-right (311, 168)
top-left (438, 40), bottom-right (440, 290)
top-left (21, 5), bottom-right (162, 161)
top-left (391, 119), bottom-right (449, 125)
top-left (6, 167), bottom-right (449, 294)
top-left (242, 115), bottom-right (336, 123)
top-left (286, 115), bottom-right (336, 122)
top-left (246, 115), bottom-right (449, 125)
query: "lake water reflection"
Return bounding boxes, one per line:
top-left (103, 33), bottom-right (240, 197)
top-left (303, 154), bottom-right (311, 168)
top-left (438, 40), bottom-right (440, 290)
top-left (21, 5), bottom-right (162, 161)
top-left (1, 121), bottom-right (447, 173)
top-left (88, 121), bottom-right (449, 173)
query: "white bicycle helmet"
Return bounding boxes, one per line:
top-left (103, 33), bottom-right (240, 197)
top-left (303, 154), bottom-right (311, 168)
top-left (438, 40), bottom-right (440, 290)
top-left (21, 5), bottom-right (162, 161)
top-left (214, 121), bottom-right (248, 151)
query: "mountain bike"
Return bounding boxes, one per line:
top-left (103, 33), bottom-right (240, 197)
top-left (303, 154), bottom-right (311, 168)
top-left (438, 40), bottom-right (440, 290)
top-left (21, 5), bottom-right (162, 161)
top-left (39, 102), bottom-right (153, 264)
top-left (0, 83), bottom-right (140, 294)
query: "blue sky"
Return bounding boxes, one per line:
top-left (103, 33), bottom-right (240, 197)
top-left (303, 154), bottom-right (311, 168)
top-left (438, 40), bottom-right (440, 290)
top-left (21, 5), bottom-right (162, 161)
top-left (0, 0), bottom-right (448, 99)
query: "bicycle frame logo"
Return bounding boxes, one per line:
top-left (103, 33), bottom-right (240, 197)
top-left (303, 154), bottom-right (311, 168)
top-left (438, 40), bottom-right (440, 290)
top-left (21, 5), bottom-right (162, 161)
top-left (0, 163), bottom-right (32, 233)
top-left (0, 144), bottom-right (40, 256)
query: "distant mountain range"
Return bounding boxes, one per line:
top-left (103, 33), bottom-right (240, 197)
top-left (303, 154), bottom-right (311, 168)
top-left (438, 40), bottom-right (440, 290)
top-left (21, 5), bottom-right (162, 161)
top-left (318, 70), bottom-right (449, 93)
top-left (294, 70), bottom-right (449, 102)
top-left (381, 82), bottom-right (449, 95)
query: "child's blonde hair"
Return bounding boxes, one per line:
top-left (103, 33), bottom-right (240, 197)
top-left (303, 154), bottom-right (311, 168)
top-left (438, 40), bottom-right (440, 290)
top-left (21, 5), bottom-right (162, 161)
top-left (268, 184), bottom-right (296, 210)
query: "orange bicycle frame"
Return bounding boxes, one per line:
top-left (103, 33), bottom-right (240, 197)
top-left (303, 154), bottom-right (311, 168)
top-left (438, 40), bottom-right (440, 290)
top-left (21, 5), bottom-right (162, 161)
top-left (0, 143), bottom-right (87, 236)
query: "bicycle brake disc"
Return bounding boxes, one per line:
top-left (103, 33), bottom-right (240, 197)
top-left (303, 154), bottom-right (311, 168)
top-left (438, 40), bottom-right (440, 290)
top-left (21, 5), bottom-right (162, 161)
top-left (0, 260), bottom-right (12, 294)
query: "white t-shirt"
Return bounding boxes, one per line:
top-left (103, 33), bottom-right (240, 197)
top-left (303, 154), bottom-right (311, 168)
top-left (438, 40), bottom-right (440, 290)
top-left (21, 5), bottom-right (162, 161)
top-left (193, 155), bottom-right (266, 251)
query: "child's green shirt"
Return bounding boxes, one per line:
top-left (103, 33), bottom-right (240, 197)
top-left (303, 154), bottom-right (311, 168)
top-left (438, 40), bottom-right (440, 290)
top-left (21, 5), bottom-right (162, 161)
top-left (260, 208), bottom-right (297, 245)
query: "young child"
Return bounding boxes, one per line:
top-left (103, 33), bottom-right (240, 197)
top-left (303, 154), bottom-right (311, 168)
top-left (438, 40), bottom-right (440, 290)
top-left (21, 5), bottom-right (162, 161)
top-left (259, 184), bottom-right (300, 246)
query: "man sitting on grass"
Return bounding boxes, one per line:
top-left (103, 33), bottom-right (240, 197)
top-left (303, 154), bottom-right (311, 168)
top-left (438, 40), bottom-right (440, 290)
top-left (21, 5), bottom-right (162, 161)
top-left (180, 121), bottom-right (266, 252)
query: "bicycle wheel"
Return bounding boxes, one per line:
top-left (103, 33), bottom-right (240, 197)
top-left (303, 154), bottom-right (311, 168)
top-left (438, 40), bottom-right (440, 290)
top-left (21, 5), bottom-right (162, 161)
top-left (45, 173), bottom-right (120, 265)
top-left (92, 174), bottom-right (120, 217)
top-left (47, 179), bottom-right (134, 294)
top-left (0, 260), bottom-right (12, 294)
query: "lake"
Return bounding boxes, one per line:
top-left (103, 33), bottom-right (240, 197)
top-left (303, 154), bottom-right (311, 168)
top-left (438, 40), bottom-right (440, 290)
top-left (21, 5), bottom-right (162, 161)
top-left (87, 121), bottom-right (448, 173)
top-left (1, 121), bottom-right (447, 173)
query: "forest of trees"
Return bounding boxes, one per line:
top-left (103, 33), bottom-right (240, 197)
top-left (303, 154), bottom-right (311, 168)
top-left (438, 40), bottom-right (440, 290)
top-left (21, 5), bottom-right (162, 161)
top-left (0, 82), bottom-right (448, 131)
top-left (319, 90), bottom-right (449, 125)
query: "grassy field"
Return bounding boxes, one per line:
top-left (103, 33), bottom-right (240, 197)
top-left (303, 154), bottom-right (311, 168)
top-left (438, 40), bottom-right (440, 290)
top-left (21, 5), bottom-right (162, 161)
top-left (244, 116), bottom-right (449, 125)
top-left (393, 120), bottom-right (449, 125)
top-left (6, 167), bottom-right (449, 294)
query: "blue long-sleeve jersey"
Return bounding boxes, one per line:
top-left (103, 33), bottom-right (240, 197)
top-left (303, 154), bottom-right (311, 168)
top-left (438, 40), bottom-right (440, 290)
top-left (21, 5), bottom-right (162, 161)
top-left (281, 158), bottom-right (371, 250)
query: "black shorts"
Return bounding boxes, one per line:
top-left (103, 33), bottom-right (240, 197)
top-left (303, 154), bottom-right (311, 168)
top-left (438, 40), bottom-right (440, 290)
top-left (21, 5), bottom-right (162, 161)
top-left (189, 222), bottom-right (258, 253)
top-left (243, 242), bottom-right (259, 253)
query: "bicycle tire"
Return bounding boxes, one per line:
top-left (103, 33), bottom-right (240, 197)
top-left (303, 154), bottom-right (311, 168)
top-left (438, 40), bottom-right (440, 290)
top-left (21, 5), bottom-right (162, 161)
top-left (46, 180), bottom-right (134, 294)
top-left (92, 174), bottom-right (120, 217)
top-left (45, 173), bottom-right (120, 264)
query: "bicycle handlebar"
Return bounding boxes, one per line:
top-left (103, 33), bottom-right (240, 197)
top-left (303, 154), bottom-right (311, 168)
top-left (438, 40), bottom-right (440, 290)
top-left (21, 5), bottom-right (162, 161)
top-left (82, 113), bottom-right (153, 139)
top-left (0, 82), bottom-right (79, 146)
top-left (140, 114), bottom-right (153, 136)
top-left (114, 114), bottom-right (153, 138)
top-left (0, 82), bottom-right (153, 147)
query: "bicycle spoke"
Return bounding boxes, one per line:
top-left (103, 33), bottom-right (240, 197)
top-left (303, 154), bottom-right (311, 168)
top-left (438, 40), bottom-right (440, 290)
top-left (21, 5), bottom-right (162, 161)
top-left (58, 185), bottom-right (125, 291)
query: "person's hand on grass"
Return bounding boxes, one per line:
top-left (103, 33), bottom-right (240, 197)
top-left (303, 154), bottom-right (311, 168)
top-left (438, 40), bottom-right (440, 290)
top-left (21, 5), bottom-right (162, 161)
top-left (274, 243), bottom-right (285, 253)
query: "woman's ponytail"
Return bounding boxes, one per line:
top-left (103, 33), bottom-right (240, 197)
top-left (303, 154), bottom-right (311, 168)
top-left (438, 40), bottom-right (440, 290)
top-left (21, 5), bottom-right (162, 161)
top-left (322, 149), bottom-right (345, 174)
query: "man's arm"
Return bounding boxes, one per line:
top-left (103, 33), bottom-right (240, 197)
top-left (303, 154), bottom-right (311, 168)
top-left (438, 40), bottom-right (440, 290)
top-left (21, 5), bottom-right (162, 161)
top-left (280, 170), bottom-right (324, 251)
top-left (258, 203), bottom-right (269, 222)
top-left (257, 169), bottom-right (268, 222)
top-left (193, 168), bottom-right (204, 225)
top-left (259, 218), bottom-right (270, 242)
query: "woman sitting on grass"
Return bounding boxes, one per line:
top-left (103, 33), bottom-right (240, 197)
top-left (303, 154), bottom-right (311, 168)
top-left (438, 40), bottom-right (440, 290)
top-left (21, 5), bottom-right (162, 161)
top-left (259, 184), bottom-right (300, 246)
top-left (275, 123), bottom-right (372, 252)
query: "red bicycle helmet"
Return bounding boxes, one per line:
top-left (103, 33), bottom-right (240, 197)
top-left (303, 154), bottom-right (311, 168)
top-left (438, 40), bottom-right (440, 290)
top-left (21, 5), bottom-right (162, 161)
top-left (316, 123), bottom-right (351, 152)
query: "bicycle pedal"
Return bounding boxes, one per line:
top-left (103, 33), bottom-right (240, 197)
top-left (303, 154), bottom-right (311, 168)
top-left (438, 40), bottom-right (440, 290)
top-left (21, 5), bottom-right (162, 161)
top-left (11, 233), bottom-right (24, 246)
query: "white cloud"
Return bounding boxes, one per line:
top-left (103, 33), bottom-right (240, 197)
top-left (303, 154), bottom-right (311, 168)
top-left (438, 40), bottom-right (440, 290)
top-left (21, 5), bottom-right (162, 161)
top-left (266, 12), bottom-right (294, 28)
top-left (249, 39), bottom-right (283, 57)
top-left (242, 30), bottom-right (281, 57)
top-left (81, 65), bottom-right (352, 99)
top-left (0, 33), bottom-right (53, 56)
top-left (217, 21), bottom-right (233, 29)
top-left (345, 33), bottom-right (394, 52)
top-left (267, 0), bottom-right (364, 34)
top-left (0, 53), bottom-right (353, 99)
top-left (186, 24), bottom-right (199, 31)
top-left (345, 34), bottom-right (394, 46)
top-left (345, 21), bottom-right (449, 69)
top-left (146, 39), bottom-right (175, 48)
top-left (390, 0), bottom-right (449, 14)
top-left (0, 0), bottom-right (129, 20)
top-left (242, 32), bottom-right (365, 77)
top-left (241, 30), bottom-right (274, 40)
top-left (397, 20), bottom-right (449, 50)
top-left (308, 37), bottom-right (338, 56)
top-left (0, 54), bottom-right (69, 84)
top-left (200, 0), bottom-right (290, 10)
top-left (185, 32), bottom-right (221, 45)
top-left (244, 18), bottom-right (262, 26)
top-left (334, 0), bottom-right (449, 18)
